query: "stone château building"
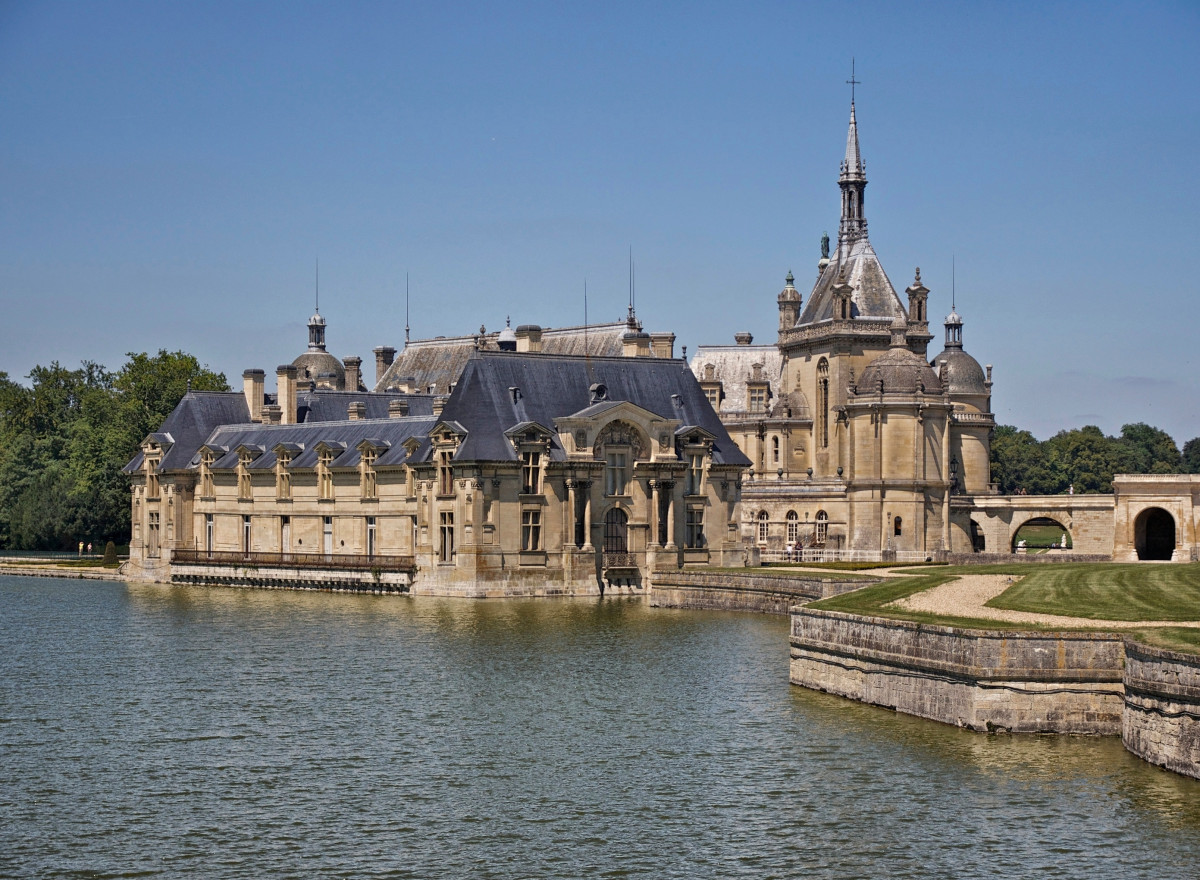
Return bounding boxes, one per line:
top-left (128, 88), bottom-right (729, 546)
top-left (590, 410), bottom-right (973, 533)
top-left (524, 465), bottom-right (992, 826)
top-left (123, 308), bottom-right (750, 594)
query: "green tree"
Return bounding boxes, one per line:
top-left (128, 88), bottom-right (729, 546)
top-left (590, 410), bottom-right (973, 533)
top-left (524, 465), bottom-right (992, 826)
top-left (990, 425), bottom-right (1059, 495)
top-left (1182, 437), bottom-right (1200, 474)
top-left (1044, 425), bottom-right (1121, 494)
top-left (1115, 422), bottom-right (1182, 474)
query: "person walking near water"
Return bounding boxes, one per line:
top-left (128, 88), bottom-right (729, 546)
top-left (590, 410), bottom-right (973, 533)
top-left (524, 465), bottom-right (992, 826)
top-left (78, 541), bottom-right (84, 557)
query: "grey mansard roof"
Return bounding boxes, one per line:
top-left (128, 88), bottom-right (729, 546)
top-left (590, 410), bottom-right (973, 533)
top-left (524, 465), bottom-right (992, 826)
top-left (123, 391), bottom-right (249, 474)
top-left (198, 417), bottom-right (438, 471)
top-left (374, 321), bottom-right (632, 394)
top-left (795, 237), bottom-right (904, 326)
top-left (439, 351), bottom-right (750, 466)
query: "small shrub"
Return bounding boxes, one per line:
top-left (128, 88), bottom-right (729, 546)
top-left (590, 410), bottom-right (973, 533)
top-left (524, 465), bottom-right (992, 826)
top-left (101, 541), bottom-right (119, 566)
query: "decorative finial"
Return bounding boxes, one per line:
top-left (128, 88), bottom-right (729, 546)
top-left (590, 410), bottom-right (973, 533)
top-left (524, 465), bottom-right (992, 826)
top-left (786, 270), bottom-right (794, 285)
top-left (405, 272), bottom-right (410, 345)
top-left (480, 324), bottom-right (486, 335)
top-left (506, 315), bottom-right (511, 327)
top-left (915, 267), bottom-right (921, 283)
top-left (315, 257), bottom-right (319, 313)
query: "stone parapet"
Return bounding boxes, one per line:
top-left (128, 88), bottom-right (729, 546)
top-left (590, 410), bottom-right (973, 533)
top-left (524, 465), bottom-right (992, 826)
top-left (650, 570), bottom-right (877, 614)
top-left (1122, 640), bottom-right (1200, 780)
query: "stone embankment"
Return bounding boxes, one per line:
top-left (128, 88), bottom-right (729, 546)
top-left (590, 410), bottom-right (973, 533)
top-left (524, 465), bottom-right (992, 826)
top-left (650, 570), bottom-right (876, 614)
top-left (0, 564), bottom-right (124, 582)
top-left (790, 603), bottom-right (1200, 780)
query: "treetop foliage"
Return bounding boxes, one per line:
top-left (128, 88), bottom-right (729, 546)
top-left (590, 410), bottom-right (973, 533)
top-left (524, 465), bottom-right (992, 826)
top-left (0, 350), bottom-right (228, 550)
top-left (991, 421), bottom-right (1195, 496)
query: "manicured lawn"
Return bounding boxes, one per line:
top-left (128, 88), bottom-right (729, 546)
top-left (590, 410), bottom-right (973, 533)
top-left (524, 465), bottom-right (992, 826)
top-left (986, 562), bottom-right (1200, 621)
top-left (703, 566), bottom-right (879, 581)
top-left (1128, 627), bottom-right (1200, 655)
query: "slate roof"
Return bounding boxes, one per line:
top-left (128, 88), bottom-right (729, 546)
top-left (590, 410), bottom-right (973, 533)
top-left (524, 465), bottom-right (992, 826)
top-left (438, 351), bottom-right (750, 466)
top-left (689, 344), bottom-right (782, 413)
top-left (374, 321), bottom-right (632, 394)
top-left (201, 417), bottom-right (437, 471)
top-left (795, 236), bottom-right (904, 325)
top-left (295, 389), bottom-right (434, 422)
top-left (123, 392), bottom-right (249, 474)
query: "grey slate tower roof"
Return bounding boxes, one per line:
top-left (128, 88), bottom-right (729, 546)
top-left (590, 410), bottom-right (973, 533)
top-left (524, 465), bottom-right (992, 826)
top-left (931, 308), bottom-right (988, 396)
top-left (795, 99), bottom-right (905, 327)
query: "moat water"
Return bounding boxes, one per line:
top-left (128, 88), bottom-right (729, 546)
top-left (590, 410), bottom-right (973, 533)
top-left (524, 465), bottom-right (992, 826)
top-left (3, 575), bottom-right (1200, 879)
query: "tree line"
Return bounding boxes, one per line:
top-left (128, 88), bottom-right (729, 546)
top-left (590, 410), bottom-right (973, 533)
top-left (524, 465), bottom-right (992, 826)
top-left (0, 351), bottom-right (227, 550)
top-left (990, 423), bottom-right (1200, 496)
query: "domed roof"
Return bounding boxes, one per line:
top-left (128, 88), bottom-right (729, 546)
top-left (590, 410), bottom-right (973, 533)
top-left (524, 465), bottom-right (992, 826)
top-left (931, 347), bottom-right (987, 395)
top-left (778, 271), bottom-right (800, 303)
top-left (858, 347), bottom-right (942, 395)
top-left (292, 350), bottom-right (345, 388)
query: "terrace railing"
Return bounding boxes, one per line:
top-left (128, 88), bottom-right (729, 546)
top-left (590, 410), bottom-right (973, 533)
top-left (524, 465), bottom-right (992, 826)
top-left (172, 549), bottom-right (416, 572)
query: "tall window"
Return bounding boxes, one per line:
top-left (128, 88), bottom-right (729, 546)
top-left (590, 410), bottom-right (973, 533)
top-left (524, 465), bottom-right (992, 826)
top-left (605, 452), bottom-right (628, 496)
top-left (200, 452), bottom-right (214, 497)
top-left (439, 511), bottom-right (455, 561)
top-left (280, 515), bottom-right (290, 553)
top-left (704, 387), bottom-right (720, 410)
top-left (894, 516), bottom-right (903, 537)
top-left (366, 516), bottom-right (377, 557)
top-left (360, 448), bottom-right (377, 499)
top-left (204, 513), bottom-right (213, 556)
top-left (521, 450), bottom-right (541, 494)
top-left (438, 450), bottom-right (454, 496)
top-left (318, 449), bottom-right (334, 500)
top-left (757, 511), bottom-right (769, 544)
top-left (145, 455), bottom-right (160, 500)
top-left (148, 511), bottom-right (160, 557)
top-left (772, 436), bottom-right (780, 465)
top-left (685, 453), bottom-right (705, 496)
top-left (237, 455), bottom-right (252, 500)
top-left (786, 511), bottom-right (799, 545)
top-left (603, 508), bottom-right (628, 553)
top-left (817, 359), bottom-right (830, 449)
top-left (276, 452), bottom-right (291, 499)
top-left (521, 509), bottom-right (542, 551)
top-left (323, 516), bottom-right (333, 558)
top-left (815, 510), bottom-right (829, 544)
top-left (748, 386), bottom-right (767, 412)
top-left (242, 514), bottom-right (252, 555)
top-left (685, 506), bottom-right (704, 549)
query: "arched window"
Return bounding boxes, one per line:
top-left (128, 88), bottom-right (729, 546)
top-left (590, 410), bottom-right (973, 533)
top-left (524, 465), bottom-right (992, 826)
top-left (757, 510), bottom-right (770, 544)
top-left (817, 359), bottom-right (830, 449)
top-left (604, 508), bottom-right (629, 554)
top-left (815, 510), bottom-right (829, 544)
top-left (894, 516), bottom-right (903, 537)
top-left (786, 511), bottom-right (799, 544)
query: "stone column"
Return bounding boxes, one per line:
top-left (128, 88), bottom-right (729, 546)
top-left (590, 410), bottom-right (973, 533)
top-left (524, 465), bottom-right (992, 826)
top-left (582, 481), bottom-right (593, 551)
top-left (566, 481), bottom-right (577, 548)
top-left (664, 481), bottom-right (676, 550)
top-left (649, 480), bottom-right (661, 547)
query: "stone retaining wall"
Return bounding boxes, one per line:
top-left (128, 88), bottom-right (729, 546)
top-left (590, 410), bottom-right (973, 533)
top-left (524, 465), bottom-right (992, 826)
top-left (790, 609), bottom-right (1126, 734)
top-left (1122, 640), bottom-right (1200, 780)
top-left (943, 553), bottom-right (1111, 565)
top-left (650, 571), bottom-right (877, 614)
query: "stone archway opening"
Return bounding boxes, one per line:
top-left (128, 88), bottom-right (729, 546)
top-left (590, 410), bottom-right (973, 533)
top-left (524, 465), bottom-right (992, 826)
top-left (1134, 507), bottom-right (1175, 561)
top-left (969, 519), bottom-right (986, 553)
top-left (1012, 517), bottom-right (1072, 553)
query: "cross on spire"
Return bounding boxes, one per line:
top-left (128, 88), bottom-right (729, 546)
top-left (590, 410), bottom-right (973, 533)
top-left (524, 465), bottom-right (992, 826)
top-left (846, 58), bottom-right (860, 104)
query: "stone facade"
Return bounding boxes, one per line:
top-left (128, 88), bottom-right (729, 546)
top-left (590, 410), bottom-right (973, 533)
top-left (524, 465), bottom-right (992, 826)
top-left (1123, 640), bottom-right (1200, 780)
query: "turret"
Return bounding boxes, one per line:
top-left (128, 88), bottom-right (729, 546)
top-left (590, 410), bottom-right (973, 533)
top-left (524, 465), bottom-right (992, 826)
top-left (777, 271), bottom-right (801, 331)
top-left (838, 101), bottom-right (868, 246)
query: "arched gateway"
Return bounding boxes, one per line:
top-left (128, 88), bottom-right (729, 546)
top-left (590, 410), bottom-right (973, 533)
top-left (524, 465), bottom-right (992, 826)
top-left (1134, 507), bottom-right (1176, 561)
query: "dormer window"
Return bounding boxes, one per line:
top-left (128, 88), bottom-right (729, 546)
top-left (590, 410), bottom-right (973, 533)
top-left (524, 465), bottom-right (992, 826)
top-left (748, 385), bottom-right (768, 412)
top-left (360, 448), bottom-right (377, 499)
top-left (199, 451), bottom-right (214, 497)
top-left (145, 453), bottom-right (161, 500)
top-left (521, 449), bottom-right (542, 495)
top-left (237, 452), bottom-right (253, 500)
top-left (605, 451), bottom-right (628, 496)
top-left (685, 451), bottom-right (705, 496)
top-left (318, 449), bottom-right (334, 500)
top-left (276, 451), bottom-right (291, 500)
top-left (437, 449), bottom-right (454, 496)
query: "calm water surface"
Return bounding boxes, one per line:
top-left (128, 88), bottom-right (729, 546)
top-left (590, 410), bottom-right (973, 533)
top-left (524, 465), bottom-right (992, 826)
top-left (2, 575), bottom-right (1199, 879)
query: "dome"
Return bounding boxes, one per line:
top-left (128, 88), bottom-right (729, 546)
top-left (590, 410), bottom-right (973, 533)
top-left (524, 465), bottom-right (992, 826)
top-left (292, 351), bottom-right (345, 389)
top-left (309, 311), bottom-right (326, 327)
top-left (778, 271), bottom-right (800, 303)
top-left (858, 347), bottom-right (942, 394)
top-left (931, 348), bottom-right (987, 396)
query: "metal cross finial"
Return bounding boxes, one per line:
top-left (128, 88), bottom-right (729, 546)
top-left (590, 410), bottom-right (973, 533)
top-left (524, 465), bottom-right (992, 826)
top-left (846, 58), bottom-right (860, 104)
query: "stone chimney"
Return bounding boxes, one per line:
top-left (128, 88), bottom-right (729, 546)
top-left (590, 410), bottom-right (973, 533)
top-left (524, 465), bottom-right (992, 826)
top-left (432, 396), bottom-right (447, 417)
top-left (343, 356), bottom-right (362, 392)
top-left (388, 399), bottom-right (409, 418)
top-left (276, 365), bottom-right (299, 425)
top-left (348, 401), bottom-right (366, 420)
top-left (515, 324), bottom-right (543, 353)
top-left (262, 404), bottom-right (282, 424)
top-left (242, 369), bottom-right (265, 422)
top-left (373, 346), bottom-right (396, 386)
top-left (623, 331), bottom-right (652, 358)
top-left (650, 332), bottom-right (675, 359)
top-left (734, 331), bottom-right (754, 345)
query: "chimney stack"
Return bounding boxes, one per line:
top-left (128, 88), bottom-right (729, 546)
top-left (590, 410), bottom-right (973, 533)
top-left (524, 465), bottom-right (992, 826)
top-left (242, 369), bottom-right (265, 422)
top-left (373, 346), bottom-right (396, 386)
top-left (432, 396), bottom-right (446, 417)
top-left (515, 324), bottom-right (543, 353)
top-left (262, 404), bottom-right (282, 424)
top-left (650, 332), bottom-right (675, 359)
top-left (388, 399), bottom-right (409, 418)
top-left (276, 365), bottom-right (299, 425)
top-left (343, 356), bottom-right (362, 391)
top-left (348, 401), bottom-right (366, 420)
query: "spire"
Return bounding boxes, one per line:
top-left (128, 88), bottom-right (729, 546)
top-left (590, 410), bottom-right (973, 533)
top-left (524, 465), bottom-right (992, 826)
top-left (307, 259), bottom-right (327, 352)
top-left (838, 61), bottom-right (868, 246)
top-left (944, 258), bottom-right (963, 349)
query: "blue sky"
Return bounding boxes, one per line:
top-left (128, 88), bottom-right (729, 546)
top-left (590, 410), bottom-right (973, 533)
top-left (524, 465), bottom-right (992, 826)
top-left (2, 1), bottom-right (1198, 443)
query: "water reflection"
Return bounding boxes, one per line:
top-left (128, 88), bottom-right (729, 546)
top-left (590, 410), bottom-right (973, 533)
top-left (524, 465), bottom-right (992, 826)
top-left (3, 575), bottom-right (1199, 880)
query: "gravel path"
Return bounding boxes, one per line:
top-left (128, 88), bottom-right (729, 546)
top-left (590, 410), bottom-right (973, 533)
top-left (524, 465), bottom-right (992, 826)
top-left (891, 574), bottom-right (1200, 629)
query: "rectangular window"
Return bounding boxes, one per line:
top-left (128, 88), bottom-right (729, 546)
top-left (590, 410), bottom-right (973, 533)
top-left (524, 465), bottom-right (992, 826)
top-left (276, 454), bottom-right (291, 499)
top-left (686, 507), bottom-right (704, 549)
top-left (280, 515), bottom-right (290, 553)
top-left (705, 388), bottom-right (720, 410)
top-left (605, 452), bottom-right (628, 496)
top-left (146, 457), bottom-right (160, 499)
top-left (439, 511), bottom-right (455, 562)
top-left (242, 514), bottom-right (252, 555)
top-left (521, 509), bottom-right (542, 551)
top-left (200, 454), bottom-right (214, 497)
top-left (319, 450), bottom-right (334, 499)
top-left (323, 516), bottom-right (333, 558)
top-left (748, 387), bottom-right (767, 412)
top-left (438, 452), bottom-right (454, 496)
top-left (366, 516), bottom-right (377, 557)
top-left (685, 453), bottom-right (704, 496)
top-left (521, 450), bottom-right (541, 494)
top-left (148, 512), bottom-right (160, 557)
top-left (238, 460), bottom-right (251, 500)
top-left (361, 449), bottom-right (377, 499)
top-left (205, 513), bottom-right (214, 556)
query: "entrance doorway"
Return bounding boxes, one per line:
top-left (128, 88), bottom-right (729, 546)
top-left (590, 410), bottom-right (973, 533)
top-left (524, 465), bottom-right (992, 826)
top-left (604, 508), bottom-right (629, 553)
top-left (1134, 508), bottom-right (1175, 561)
